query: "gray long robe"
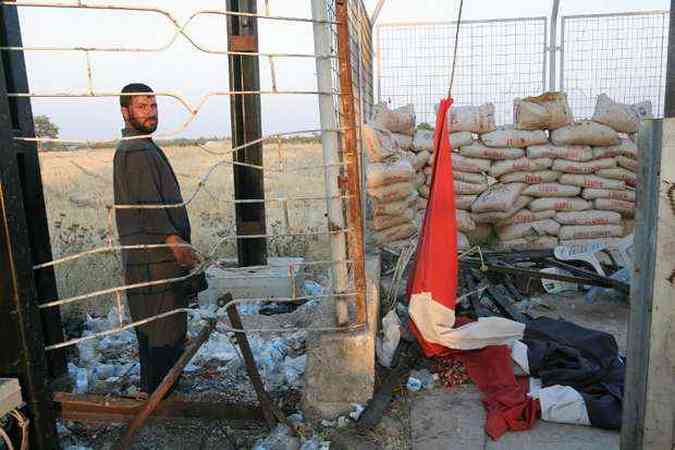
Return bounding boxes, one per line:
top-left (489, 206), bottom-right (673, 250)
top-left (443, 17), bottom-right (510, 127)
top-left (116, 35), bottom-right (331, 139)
top-left (113, 128), bottom-right (199, 347)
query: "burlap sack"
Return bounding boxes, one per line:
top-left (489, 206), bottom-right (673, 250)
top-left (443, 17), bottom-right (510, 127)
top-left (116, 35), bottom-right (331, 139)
top-left (594, 198), bottom-right (635, 217)
top-left (413, 129), bottom-right (434, 152)
top-left (591, 139), bottom-right (638, 160)
top-left (500, 170), bottom-right (562, 184)
top-left (459, 142), bottom-right (525, 160)
top-left (554, 210), bottom-right (622, 226)
top-left (413, 171), bottom-right (426, 189)
top-left (616, 155), bottom-right (639, 173)
top-left (523, 183), bottom-right (581, 197)
top-left (392, 133), bottom-right (414, 151)
top-left (449, 131), bottom-right (474, 148)
top-left (456, 195), bottom-right (479, 210)
top-left (471, 182), bottom-right (527, 213)
top-left (452, 153), bottom-right (492, 173)
top-left (371, 222), bottom-right (417, 245)
top-left (372, 193), bottom-right (418, 217)
top-left (368, 181), bottom-right (414, 203)
top-left (454, 180), bottom-right (489, 195)
top-left (465, 223), bottom-right (493, 244)
top-left (513, 92), bottom-right (573, 130)
top-left (527, 144), bottom-right (593, 162)
top-left (595, 168), bottom-right (638, 187)
top-left (581, 188), bottom-right (636, 202)
top-left (552, 158), bottom-right (617, 174)
top-left (592, 93), bottom-right (652, 133)
top-left (372, 103), bottom-right (415, 136)
top-left (367, 160), bottom-right (414, 188)
top-left (528, 197), bottom-right (591, 212)
top-left (412, 150), bottom-right (431, 170)
top-left (457, 209), bottom-right (477, 233)
top-left (369, 209), bottom-right (415, 231)
top-left (496, 209), bottom-right (556, 226)
top-left (558, 225), bottom-right (623, 240)
top-left (472, 196), bottom-right (533, 223)
top-left (447, 103), bottom-right (497, 134)
top-left (490, 157), bottom-right (553, 178)
top-left (550, 120), bottom-right (620, 146)
top-left (454, 170), bottom-right (488, 184)
top-left (363, 125), bottom-right (399, 162)
top-left (496, 219), bottom-right (560, 241)
top-left (480, 126), bottom-right (548, 148)
top-left (559, 174), bottom-right (626, 190)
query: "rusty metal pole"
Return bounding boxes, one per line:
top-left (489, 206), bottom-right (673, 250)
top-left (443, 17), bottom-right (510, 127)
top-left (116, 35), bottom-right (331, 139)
top-left (336, 0), bottom-right (367, 327)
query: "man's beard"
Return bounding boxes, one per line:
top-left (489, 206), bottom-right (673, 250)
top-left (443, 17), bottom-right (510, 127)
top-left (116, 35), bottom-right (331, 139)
top-left (129, 112), bottom-right (158, 134)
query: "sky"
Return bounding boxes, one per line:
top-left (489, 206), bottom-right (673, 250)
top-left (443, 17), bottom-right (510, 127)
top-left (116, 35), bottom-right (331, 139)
top-left (16, 0), bottom-right (669, 142)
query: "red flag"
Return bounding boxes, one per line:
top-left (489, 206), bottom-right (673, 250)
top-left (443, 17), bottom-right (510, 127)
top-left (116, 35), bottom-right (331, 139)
top-left (407, 98), bottom-right (458, 358)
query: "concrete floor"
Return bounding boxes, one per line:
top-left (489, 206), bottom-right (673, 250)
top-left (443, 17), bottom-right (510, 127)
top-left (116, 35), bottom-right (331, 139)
top-left (409, 293), bottom-right (628, 450)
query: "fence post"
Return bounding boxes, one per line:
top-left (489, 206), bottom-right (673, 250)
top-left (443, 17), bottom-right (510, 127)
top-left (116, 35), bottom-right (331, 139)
top-left (336, 0), bottom-right (368, 328)
top-left (311, 0), bottom-right (350, 326)
top-left (549, 0), bottom-right (560, 91)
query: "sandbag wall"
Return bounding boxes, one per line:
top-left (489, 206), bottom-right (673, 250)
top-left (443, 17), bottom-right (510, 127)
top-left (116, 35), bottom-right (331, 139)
top-left (429, 93), bottom-right (649, 250)
top-left (363, 104), bottom-right (419, 248)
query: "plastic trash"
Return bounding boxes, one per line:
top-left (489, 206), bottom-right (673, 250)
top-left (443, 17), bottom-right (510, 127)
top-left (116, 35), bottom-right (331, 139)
top-left (406, 376), bottom-right (422, 392)
top-left (350, 404), bottom-right (365, 421)
top-left (252, 424), bottom-right (301, 450)
top-left (283, 355), bottom-right (307, 387)
top-left (585, 267), bottom-right (631, 304)
top-left (376, 310), bottom-right (402, 368)
top-left (540, 267), bottom-right (578, 294)
top-left (410, 369), bottom-right (434, 389)
top-left (303, 281), bottom-right (324, 298)
top-left (68, 363), bottom-right (89, 394)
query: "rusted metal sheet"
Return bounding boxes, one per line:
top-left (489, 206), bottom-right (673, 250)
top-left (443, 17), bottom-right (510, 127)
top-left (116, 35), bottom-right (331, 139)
top-left (336, 0), bottom-right (367, 327)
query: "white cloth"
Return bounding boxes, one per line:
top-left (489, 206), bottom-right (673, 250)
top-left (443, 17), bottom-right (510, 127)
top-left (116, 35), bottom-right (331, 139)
top-left (530, 384), bottom-right (591, 426)
top-left (408, 292), bottom-right (525, 350)
top-left (510, 340), bottom-right (530, 374)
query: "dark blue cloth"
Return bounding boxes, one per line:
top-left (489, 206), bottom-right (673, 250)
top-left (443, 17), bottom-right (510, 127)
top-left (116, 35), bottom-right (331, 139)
top-left (523, 317), bottom-right (624, 430)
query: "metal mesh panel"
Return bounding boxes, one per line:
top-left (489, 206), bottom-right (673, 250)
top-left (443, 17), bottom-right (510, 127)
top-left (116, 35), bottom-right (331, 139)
top-left (375, 18), bottom-right (547, 126)
top-left (561, 11), bottom-right (670, 119)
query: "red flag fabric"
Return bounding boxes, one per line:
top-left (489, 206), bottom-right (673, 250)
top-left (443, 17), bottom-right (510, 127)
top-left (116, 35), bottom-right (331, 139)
top-left (406, 98), bottom-right (458, 358)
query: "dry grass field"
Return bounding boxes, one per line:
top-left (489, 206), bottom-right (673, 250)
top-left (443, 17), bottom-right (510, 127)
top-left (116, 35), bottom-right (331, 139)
top-left (38, 141), bottom-right (331, 319)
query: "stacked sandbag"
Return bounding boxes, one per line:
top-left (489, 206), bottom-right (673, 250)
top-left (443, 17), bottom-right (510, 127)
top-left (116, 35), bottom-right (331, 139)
top-left (410, 127), bottom-right (434, 213)
top-left (364, 104), bottom-right (418, 248)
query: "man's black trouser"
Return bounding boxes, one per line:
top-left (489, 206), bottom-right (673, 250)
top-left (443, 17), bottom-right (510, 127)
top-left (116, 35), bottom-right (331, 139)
top-left (125, 261), bottom-right (188, 394)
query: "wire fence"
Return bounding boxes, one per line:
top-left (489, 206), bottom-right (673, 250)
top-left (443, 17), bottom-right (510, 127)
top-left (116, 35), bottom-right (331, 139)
top-left (375, 10), bottom-right (670, 125)
top-left (1, 0), bottom-right (373, 351)
top-left (561, 11), bottom-right (670, 119)
top-left (375, 17), bottom-right (547, 126)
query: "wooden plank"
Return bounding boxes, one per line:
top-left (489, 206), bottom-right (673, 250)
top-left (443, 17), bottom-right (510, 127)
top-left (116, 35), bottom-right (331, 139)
top-left (227, 0), bottom-right (267, 267)
top-left (54, 392), bottom-right (264, 424)
top-left (621, 119), bottom-right (675, 450)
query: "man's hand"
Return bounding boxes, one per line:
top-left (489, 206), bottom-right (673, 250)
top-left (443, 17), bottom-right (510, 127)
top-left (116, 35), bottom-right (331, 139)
top-left (165, 234), bottom-right (198, 268)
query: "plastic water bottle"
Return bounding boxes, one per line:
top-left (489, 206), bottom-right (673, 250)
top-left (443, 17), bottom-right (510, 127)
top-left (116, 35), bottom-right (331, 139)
top-left (75, 368), bottom-right (89, 393)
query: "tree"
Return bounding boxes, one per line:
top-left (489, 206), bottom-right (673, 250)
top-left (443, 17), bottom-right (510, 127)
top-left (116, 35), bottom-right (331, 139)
top-left (34, 115), bottom-right (59, 151)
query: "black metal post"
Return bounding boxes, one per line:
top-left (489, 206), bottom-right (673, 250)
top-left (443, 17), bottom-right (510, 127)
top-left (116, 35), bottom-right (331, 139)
top-left (226, 0), bottom-right (267, 267)
top-left (0, 3), bottom-right (66, 376)
top-left (0, 48), bottom-right (59, 450)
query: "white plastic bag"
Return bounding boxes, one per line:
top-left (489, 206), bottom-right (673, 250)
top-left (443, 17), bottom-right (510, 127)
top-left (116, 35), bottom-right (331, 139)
top-left (559, 225), bottom-right (623, 240)
top-left (581, 188), bottom-right (636, 202)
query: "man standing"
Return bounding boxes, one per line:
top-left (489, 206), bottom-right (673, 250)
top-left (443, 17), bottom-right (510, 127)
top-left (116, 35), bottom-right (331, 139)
top-left (113, 83), bottom-right (206, 396)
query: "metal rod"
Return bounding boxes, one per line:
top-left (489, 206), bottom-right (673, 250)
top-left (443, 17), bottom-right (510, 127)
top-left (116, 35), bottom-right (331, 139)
top-left (549, 0), bottom-right (560, 91)
top-left (336, 0), bottom-right (368, 328)
top-left (114, 318), bottom-right (217, 450)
